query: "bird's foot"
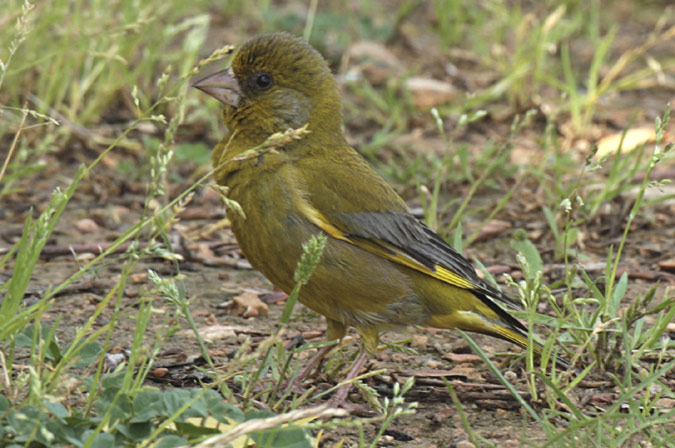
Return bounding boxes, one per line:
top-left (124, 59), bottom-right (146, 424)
top-left (279, 344), bottom-right (336, 396)
top-left (321, 351), bottom-right (373, 415)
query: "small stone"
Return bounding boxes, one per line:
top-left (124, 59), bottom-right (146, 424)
top-left (425, 359), bottom-right (441, 369)
top-left (75, 218), bottom-right (99, 233)
top-left (504, 370), bottom-right (518, 382)
top-left (75, 252), bottom-right (95, 262)
top-left (150, 367), bottom-right (169, 378)
top-left (130, 273), bottom-right (147, 284)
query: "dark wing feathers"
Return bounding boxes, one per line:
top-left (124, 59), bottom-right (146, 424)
top-left (333, 210), bottom-right (524, 313)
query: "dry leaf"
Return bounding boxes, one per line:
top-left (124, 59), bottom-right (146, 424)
top-left (196, 242), bottom-right (216, 259)
top-left (446, 364), bottom-right (484, 382)
top-left (595, 127), bottom-right (656, 159)
top-left (229, 290), bottom-right (269, 318)
top-left (180, 416), bottom-right (255, 448)
top-left (655, 398), bottom-right (675, 408)
top-left (406, 76), bottom-right (456, 108)
top-left (485, 264), bottom-right (512, 276)
top-left (411, 334), bottom-right (429, 348)
top-left (473, 219), bottom-right (512, 242)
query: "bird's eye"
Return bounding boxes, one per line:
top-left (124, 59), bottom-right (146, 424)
top-left (254, 72), bottom-right (273, 90)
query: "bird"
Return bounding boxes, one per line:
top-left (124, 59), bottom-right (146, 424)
top-left (193, 32), bottom-right (564, 403)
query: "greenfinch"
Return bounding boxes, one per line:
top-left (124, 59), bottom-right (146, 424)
top-left (194, 33), bottom-right (561, 372)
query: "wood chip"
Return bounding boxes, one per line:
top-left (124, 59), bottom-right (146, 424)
top-left (442, 353), bottom-right (481, 363)
top-left (658, 259), bottom-right (675, 273)
top-left (181, 325), bottom-right (236, 341)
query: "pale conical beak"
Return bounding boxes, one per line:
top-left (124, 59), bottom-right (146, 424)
top-left (192, 67), bottom-right (241, 107)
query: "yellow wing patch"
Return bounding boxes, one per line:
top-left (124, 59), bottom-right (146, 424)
top-left (434, 266), bottom-right (474, 289)
top-left (297, 198), bottom-right (351, 243)
top-left (298, 200), bottom-right (475, 291)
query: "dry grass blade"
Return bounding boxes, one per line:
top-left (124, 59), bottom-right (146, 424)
top-left (194, 405), bottom-right (348, 447)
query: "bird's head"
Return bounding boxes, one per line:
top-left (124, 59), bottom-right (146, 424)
top-left (194, 33), bottom-right (343, 144)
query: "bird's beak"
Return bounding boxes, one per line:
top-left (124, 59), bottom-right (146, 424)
top-left (192, 67), bottom-right (241, 108)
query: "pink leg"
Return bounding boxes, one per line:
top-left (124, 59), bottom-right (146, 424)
top-left (295, 345), bottom-right (334, 382)
top-left (283, 344), bottom-right (335, 394)
top-left (289, 319), bottom-right (346, 389)
top-left (326, 350), bottom-right (369, 410)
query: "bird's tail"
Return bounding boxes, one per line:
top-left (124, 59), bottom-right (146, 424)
top-left (489, 321), bottom-right (569, 369)
top-left (425, 286), bottom-right (569, 368)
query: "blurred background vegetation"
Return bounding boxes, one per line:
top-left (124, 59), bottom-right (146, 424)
top-left (1, 1), bottom-right (673, 446)
top-left (2, 0), bottom-right (672, 193)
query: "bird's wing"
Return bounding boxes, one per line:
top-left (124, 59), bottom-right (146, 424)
top-left (294, 150), bottom-right (524, 319)
top-left (303, 205), bottom-right (522, 308)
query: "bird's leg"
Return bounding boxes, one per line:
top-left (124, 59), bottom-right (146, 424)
top-left (283, 319), bottom-right (347, 394)
top-left (326, 349), bottom-right (369, 409)
top-left (325, 326), bottom-right (379, 412)
top-left (285, 344), bottom-right (335, 394)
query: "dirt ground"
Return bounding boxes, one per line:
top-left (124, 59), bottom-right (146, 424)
top-left (2, 6), bottom-right (675, 445)
top-left (2, 141), bottom-right (674, 445)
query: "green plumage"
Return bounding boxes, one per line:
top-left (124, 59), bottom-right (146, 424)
top-left (196, 32), bottom-right (563, 365)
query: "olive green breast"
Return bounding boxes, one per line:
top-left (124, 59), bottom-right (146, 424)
top-left (222, 155), bottom-right (429, 328)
